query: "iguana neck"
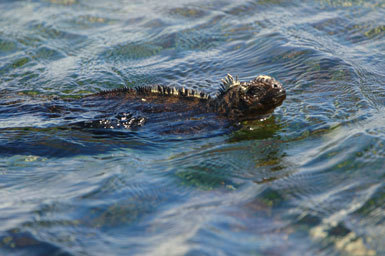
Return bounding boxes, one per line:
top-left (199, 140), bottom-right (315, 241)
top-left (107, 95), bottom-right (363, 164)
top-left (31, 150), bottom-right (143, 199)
top-left (207, 88), bottom-right (244, 120)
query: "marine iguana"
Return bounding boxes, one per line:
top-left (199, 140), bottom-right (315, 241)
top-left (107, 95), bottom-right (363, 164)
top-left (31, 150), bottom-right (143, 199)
top-left (68, 74), bottom-right (286, 130)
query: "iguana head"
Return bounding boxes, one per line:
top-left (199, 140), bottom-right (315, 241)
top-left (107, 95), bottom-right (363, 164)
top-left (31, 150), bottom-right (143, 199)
top-left (215, 74), bottom-right (286, 120)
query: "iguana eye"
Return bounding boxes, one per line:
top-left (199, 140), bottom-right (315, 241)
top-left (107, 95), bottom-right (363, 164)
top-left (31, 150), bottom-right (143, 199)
top-left (273, 83), bottom-right (279, 88)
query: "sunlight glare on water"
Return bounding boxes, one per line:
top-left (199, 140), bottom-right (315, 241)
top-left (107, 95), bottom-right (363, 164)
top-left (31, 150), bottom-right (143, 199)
top-left (0, 0), bottom-right (385, 255)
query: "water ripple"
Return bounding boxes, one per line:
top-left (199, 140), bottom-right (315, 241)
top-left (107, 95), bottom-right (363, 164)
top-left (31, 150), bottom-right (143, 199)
top-left (1, 0), bottom-right (385, 255)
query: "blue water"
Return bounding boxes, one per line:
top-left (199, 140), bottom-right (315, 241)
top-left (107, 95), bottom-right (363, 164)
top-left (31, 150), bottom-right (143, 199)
top-left (1, 0), bottom-right (385, 255)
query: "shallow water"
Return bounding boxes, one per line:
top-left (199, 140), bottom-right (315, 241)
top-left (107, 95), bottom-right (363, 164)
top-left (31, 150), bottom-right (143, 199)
top-left (0, 0), bottom-right (385, 255)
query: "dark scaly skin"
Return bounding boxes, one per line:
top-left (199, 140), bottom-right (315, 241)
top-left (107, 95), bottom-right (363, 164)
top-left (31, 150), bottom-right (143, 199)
top-left (72, 74), bottom-right (286, 130)
top-left (211, 74), bottom-right (286, 121)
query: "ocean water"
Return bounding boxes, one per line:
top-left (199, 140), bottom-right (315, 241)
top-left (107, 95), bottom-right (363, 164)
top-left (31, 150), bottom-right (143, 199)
top-left (0, 0), bottom-right (385, 255)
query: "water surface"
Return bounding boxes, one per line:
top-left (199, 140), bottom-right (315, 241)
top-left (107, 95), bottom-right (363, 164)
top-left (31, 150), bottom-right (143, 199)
top-left (0, 0), bottom-right (385, 255)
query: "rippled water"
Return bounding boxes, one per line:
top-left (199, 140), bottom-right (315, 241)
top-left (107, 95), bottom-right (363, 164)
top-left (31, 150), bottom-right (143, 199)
top-left (1, 0), bottom-right (385, 255)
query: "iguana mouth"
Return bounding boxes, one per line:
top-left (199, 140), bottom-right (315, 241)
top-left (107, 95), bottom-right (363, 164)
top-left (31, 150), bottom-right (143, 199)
top-left (276, 91), bottom-right (286, 102)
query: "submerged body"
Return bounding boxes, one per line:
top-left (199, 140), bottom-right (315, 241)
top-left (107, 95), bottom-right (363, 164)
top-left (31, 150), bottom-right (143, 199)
top-left (74, 74), bottom-right (286, 130)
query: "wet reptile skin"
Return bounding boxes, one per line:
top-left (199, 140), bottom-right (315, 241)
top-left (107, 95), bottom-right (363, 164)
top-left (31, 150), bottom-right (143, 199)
top-left (71, 74), bottom-right (286, 130)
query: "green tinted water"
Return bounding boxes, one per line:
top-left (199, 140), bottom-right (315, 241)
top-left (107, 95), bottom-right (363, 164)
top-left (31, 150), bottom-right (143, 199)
top-left (0, 0), bottom-right (384, 255)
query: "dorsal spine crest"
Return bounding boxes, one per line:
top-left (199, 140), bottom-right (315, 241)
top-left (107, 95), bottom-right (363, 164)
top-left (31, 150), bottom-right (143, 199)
top-left (219, 74), bottom-right (240, 95)
top-left (136, 85), bottom-right (210, 100)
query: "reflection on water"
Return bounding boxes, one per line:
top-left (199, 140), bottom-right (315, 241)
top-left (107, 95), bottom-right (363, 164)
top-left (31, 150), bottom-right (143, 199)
top-left (1, 0), bottom-right (385, 255)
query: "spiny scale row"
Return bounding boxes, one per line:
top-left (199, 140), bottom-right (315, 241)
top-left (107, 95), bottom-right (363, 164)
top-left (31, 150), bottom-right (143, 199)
top-left (97, 85), bottom-right (211, 100)
top-left (143, 85), bottom-right (211, 99)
